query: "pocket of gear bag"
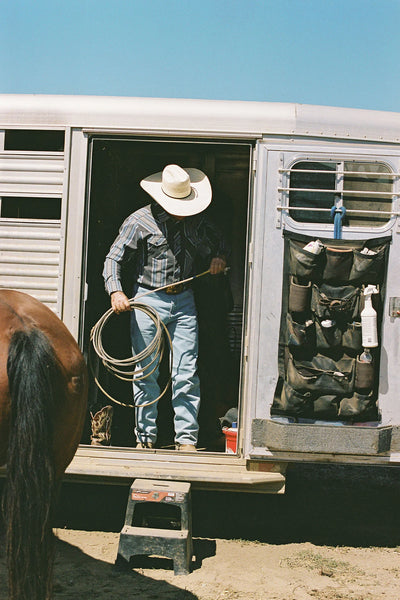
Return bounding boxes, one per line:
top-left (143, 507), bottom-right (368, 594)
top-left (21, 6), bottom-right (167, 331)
top-left (354, 357), bottom-right (375, 392)
top-left (349, 245), bottom-right (386, 284)
top-left (289, 240), bottom-right (322, 281)
top-left (288, 277), bottom-right (311, 313)
top-left (311, 283), bottom-right (361, 322)
top-left (322, 247), bottom-right (353, 284)
top-left (341, 321), bottom-right (362, 354)
top-left (314, 318), bottom-right (342, 350)
top-left (286, 353), bottom-right (355, 394)
top-left (313, 320), bottom-right (362, 354)
top-left (338, 391), bottom-right (376, 418)
top-left (285, 313), bottom-right (314, 348)
top-left (313, 393), bottom-right (341, 418)
top-left (275, 381), bottom-right (313, 415)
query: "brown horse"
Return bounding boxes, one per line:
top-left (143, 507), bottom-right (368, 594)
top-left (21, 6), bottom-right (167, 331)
top-left (0, 289), bottom-right (88, 600)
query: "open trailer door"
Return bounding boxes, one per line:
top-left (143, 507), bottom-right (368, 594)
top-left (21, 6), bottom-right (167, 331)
top-left (63, 133), bottom-right (286, 490)
top-left (243, 139), bottom-right (400, 464)
top-left (80, 135), bottom-right (254, 450)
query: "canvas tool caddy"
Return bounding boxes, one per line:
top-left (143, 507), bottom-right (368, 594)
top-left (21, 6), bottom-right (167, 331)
top-left (272, 232), bottom-right (391, 422)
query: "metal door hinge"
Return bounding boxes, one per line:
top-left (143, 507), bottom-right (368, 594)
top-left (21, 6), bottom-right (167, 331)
top-left (247, 241), bottom-right (254, 267)
top-left (243, 334), bottom-right (249, 360)
top-left (252, 148), bottom-right (257, 173)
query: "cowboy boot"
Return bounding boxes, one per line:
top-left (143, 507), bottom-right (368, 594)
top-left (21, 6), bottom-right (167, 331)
top-left (90, 405), bottom-right (113, 446)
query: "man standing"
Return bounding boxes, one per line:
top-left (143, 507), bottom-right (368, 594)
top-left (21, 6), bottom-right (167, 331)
top-left (103, 164), bottom-right (227, 451)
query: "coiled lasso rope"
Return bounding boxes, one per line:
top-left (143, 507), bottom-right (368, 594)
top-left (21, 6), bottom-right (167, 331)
top-left (89, 269), bottom-right (212, 408)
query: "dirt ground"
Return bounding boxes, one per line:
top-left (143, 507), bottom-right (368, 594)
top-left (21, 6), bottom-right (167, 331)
top-left (46, 530), bottom-right (400, 600)
top-left (1, 464), bottom-right (400, 600)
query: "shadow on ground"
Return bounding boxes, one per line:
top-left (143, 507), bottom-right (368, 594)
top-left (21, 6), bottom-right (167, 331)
top-left (0, 533), bottom-right (197, 600)
top-left (54, 538), bottom-right (197, 600)
top-left (49, 463), bottom-right (400, 548)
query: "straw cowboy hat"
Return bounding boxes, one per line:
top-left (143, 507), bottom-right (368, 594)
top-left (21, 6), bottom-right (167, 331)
top-left (140, 164), bottom-right (212, 217)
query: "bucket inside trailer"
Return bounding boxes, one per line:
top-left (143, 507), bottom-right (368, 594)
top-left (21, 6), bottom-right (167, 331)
top-left (82, 138), bottom-right (252, 451)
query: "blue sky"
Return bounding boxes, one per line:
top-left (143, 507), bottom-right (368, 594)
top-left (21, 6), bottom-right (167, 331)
top-left (1, 0), bottom-right (399, 112)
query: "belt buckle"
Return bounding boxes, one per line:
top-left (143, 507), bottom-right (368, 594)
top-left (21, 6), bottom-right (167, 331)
top-left (165, 283), bottom-right (183, 294)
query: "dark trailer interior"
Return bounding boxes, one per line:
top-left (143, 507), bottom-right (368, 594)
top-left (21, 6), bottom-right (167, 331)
top-left (81, 138), bottom-right (252, 451)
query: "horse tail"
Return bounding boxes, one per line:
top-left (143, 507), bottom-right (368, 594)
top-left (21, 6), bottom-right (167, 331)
top-left (4, 327), bottom-right (63, 600)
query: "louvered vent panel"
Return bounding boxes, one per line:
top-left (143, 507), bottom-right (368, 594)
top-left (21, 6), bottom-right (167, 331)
top-left (0, 221), bottom-right (61, 312)
top-left (0, 153), bottom-right (64, 197)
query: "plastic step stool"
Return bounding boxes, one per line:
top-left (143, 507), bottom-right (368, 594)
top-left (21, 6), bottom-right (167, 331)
top-left (116, 479), bottom-right (193, 575)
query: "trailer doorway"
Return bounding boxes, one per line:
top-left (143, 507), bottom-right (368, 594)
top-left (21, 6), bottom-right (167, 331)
top-left (82, 137), bottom-right (252, 452)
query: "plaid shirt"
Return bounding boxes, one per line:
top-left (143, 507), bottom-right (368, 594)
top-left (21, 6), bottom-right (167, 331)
top-left (103, 203), bottom-right (228, 294)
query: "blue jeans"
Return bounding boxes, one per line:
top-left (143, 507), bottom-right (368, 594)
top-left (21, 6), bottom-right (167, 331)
top-left (131, 286), bottom-right (200, 446)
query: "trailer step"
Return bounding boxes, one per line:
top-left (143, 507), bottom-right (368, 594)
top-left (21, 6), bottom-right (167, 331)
top-left (63, 447), bottom-right (286, 493)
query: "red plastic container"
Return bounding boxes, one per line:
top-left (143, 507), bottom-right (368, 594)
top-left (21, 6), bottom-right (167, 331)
top-left (223, 426), bottom-right (238, 453)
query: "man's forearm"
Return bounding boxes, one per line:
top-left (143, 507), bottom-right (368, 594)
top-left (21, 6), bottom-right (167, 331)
top-left (103, 257), bottom-right (123, 294)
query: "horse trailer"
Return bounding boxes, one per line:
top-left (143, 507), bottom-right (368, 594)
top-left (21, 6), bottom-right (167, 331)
top-left (1, 94), bottom-right (400, 493)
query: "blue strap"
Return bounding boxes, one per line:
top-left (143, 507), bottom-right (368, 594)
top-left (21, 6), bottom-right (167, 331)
top-left (330, 206), bottom-right (346, 239)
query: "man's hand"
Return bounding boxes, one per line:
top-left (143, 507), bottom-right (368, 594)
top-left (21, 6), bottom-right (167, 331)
top-left (111, 291), bottom-right (131, 314)
top-left (209, 257), bottom-right (227, 275)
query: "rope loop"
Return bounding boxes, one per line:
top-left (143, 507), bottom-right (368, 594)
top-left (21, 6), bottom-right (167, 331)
top-left (89, 300), bottom-right (173, 408)
top-left (89, 268), bottom-right (213, 408)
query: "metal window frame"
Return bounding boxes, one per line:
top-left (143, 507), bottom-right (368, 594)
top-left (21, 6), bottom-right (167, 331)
top-left (281, 157), bottom-right (399, 227)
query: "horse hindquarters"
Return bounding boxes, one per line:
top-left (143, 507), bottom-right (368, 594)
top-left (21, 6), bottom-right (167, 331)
top-left (4, 328), bottom-right (62, 600)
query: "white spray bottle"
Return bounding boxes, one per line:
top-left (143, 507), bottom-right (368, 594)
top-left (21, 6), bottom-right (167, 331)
top-left (361, 285), bottom-right (379, 349)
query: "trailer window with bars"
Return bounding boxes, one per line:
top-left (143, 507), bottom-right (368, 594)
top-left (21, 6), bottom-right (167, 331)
top-left (284, 160), bottom-right (395, 227)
